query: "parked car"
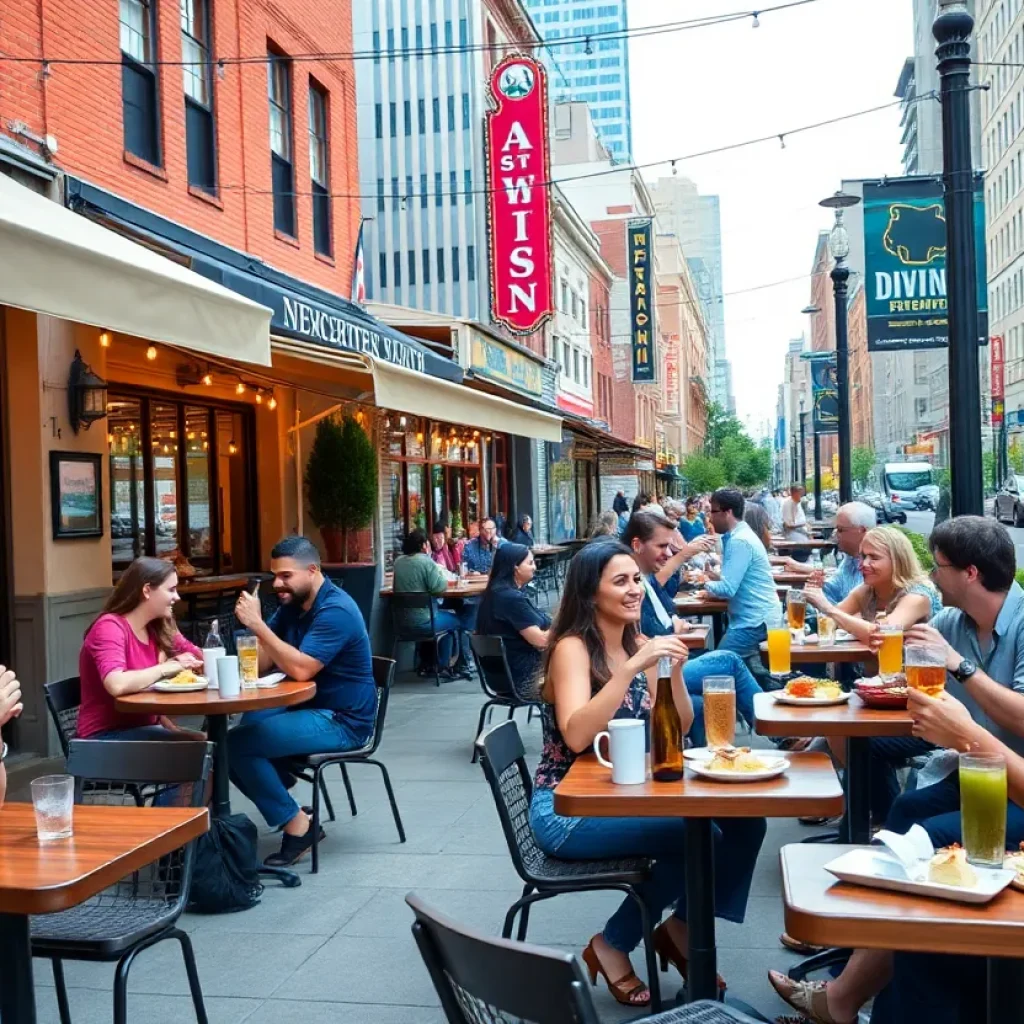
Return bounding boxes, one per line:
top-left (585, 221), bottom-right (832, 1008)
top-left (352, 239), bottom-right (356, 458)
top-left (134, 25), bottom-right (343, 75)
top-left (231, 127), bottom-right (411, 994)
top-left (994, 475), bottom-right (1024, 526)
top-left (859, 490), bottom-right (907, 525)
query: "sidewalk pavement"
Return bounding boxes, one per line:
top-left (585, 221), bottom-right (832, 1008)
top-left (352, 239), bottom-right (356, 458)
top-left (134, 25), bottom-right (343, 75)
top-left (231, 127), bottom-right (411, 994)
top-left (27, 672), bottom-right (816, 1024)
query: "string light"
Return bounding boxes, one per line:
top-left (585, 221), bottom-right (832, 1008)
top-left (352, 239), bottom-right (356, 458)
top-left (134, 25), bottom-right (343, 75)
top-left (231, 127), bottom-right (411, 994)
top-left (146, 345), bottom-right (157, 361)
top-left (268, 394), bottom-right (278, 410)
top-left (201, 372), bottom-right (213, 386)
top-left (255, 392), bottom-right (263, 405)
top-left (99, 332), bottom-right (111, 348)
top-left (235, 381), bottom-right (246, 395)
top-left (228, 440), bottom-right (238, 455)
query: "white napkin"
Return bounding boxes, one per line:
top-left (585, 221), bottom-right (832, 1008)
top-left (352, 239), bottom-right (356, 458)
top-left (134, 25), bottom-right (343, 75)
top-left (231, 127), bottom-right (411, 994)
top-left (874, 824), bottom-right (935, 880)
top-left (915, 748), bottom-right (961, 788)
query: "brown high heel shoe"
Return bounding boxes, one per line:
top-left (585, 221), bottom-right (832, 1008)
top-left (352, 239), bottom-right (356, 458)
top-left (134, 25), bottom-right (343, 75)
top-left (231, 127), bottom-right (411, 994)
top-left (581, 939), bottom-right (651, 1007)
top-left (652, 922), bottom-right (728, 993)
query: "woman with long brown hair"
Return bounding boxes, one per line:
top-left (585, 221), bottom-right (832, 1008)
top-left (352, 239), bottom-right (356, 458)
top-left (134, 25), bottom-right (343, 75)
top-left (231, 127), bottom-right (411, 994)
top-left (77, 557), bottom-right (206, 740)
top-left (528, 541), bottom-right (766, 1008)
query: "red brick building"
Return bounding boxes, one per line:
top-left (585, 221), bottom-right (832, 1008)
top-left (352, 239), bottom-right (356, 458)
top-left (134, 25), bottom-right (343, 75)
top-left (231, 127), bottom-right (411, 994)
top-left (590, 274), bottom-right (613, 429)
top-left (2, 0), bottom-right (361, 292)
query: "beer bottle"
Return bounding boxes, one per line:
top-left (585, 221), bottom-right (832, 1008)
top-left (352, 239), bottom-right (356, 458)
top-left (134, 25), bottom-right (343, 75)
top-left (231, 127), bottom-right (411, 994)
top-left (652, 657), bottom-right (683, 782)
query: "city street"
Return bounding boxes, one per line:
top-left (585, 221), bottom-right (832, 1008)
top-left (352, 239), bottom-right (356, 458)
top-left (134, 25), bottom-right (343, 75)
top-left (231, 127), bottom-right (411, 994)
top-left (903, 509), bottom-right (1024, 568)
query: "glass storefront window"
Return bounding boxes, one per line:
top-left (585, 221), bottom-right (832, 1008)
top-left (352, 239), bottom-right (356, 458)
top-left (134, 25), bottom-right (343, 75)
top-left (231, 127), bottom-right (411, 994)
top-left (151, 403), bottom-right (180, 558)
top-left (108, 397), bottom-right (145, 564)
top-left (185, 406), bottom-right (212, 559)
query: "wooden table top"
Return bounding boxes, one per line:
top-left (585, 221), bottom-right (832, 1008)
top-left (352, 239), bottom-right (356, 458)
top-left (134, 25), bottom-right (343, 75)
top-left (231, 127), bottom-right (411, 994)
top-left (781, 844), bottom-right (1024, 958)
top-left (115, 679), bottom-right (316, 716)
top-left (554, 751), bottom-right (843, 819)
top-left (754, 690), bottom-right (914, 738)
top-left (771, 538), bottom-right (837, 551)
top-left (176, 573), bottom-right (265, 595)
top-left (674, 595), bottom-right (729, 615)
top-left (379, 576), bottom-right (489, 597)
top-left (0, 803), bottom-right (208, 915)
top-left (770, 571), bottom-right (810, 587)
top-left (759, 638), bottom-right (873, 665)
top-left (679, 624), bottom-right (710, 650)
top-left (531, 544), bottom-right (567, 556)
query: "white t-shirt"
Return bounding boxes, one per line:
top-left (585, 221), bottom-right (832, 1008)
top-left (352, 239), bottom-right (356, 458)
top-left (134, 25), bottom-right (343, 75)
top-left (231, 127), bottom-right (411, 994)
top-left (782, 497), bottom-right (807, 530)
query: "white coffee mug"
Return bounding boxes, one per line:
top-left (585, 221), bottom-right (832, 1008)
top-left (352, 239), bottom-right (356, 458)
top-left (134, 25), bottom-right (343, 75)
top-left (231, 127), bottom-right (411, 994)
top-left (592, 719), bottom-right (646, 785)
top-left (217, 656), bottom-right (241, 698)
top-left (202, 647), bottom-right (225, 690)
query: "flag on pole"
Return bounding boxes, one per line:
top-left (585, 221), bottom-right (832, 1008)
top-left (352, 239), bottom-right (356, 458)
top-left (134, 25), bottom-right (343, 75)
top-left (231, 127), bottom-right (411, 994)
top-left (350, 221), bottom-right (366, 304)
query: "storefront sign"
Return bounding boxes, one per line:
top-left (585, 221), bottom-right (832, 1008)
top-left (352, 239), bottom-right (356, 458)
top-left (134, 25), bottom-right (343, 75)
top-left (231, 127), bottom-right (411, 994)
top-left (862, 176), bottom-right (988, 351)
top-left (992, 334), bottom-right (1005, 401)
top-left (469, 330), bottom-right (543, 396)
top-left (664, 333), bottom-right (681, 415)
top-left (808, 353), bottom-right (839, 435)
top-left (485, 54), bottom-right (554, 336)
top-left (993, 398), bottom-right (1005, 427)
top-left (628, 220), bottom-right (656, 383)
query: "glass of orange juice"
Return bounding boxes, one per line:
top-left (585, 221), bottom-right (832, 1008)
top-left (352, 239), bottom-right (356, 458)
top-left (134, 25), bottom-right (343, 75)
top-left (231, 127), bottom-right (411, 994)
top-left (767, 627), bottom-right (792, 677)
top-left (877, 622), bottom-right (904, 680)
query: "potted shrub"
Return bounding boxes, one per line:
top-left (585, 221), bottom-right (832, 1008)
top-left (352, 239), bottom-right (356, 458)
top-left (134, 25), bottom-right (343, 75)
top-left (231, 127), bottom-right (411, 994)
top-left (305, 414), bottom-right (377, 563)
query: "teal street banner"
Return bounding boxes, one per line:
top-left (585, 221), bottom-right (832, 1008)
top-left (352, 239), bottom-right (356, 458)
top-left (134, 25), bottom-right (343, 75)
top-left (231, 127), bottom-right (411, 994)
top-left (862, 176), bottom-right (988, 352)
top-left (628, 220), bottom-right (656, 383)
top-left (808, 353), bottom-right (838, 435)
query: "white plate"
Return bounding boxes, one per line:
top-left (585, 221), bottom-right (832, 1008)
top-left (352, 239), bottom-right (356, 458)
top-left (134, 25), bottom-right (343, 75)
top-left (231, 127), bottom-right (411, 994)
top-left (682, 746), bottom-right (716, 762)
top-left (771, 690), bottom-right (852, 706)
top-left (687, 758), bottom-right (789, 783)
top-left (151, 677), bottom-right (209, 693)
top-left (825, 847), bottom-right (1015, 904)
top-left (256, 671), bottom-right (286, 688)
top-left (834, 629), bottom-right (856, 642)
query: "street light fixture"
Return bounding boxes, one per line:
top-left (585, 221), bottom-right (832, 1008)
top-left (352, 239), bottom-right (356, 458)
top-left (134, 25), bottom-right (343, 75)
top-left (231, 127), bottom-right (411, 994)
top-left (820, 190), bottom-right (861, 505)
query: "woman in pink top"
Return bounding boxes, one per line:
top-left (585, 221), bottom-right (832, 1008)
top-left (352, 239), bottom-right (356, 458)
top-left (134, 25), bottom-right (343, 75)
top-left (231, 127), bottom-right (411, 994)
top-left (78, 557), bottom-right (206, 740)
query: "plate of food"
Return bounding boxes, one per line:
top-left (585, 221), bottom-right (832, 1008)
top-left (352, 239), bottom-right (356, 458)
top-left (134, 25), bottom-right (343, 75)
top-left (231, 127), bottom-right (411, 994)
top-left (683, 744), bottom-right (740, 762)
top-left (855, 675), bottom-right (909, 709)
top-left (771, 677), bottom-right (851, 705)
top-left (1004, 844), bottom-right (1024, 892)
top-left (687, 747), bottom-right (789, 782)
top-left (152, 670), bottom-right (209, 693)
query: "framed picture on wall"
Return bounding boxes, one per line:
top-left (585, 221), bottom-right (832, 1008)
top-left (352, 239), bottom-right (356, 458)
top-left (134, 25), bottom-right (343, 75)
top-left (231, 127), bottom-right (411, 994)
top-left (50, 451), bottom-right (103, 540)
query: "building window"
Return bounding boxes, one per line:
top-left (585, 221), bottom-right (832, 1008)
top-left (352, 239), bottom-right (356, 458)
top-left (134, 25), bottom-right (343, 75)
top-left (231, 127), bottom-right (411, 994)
top-left (377, 177), bottom-right (385, 213)
top-left (434, 171), bottom-right (443, 208)
top-left (560, 279), bottom-right (568, 312)
top-left (447, 95), bottom-right (455, 130)
top-left (437, 247), bottom-right (445, 283)
top-left (181, 0), bottom-right (215, 192)
top-left (404, 99), bottom-right (412, 135)
top-left (309, 80), bottom-right (331, 256)
top-left (462, 92), bottom-right (470, 129)
top-left (389, 101), bottom-right (397, 137)
top-left (467, 244), bottom-right (475, 281)
top-left (465, 169), bottom-right (473, 204)
top-left (407, 249), bottom-right (417, 286)
top-left (563, 340), bottom-right (571, 371)
top-left (420, 172), bottom-right (427, 209)
top-left (458, 17), bottom-right (468, 45)
top-left (573, 348), bottom-right (580, 382)
top-left (432, 97), bottom-right (440, 131)
top-left (422, 248), bottom-right (431, 284)
top-left (374, 102), bottom-right (383, 138)
top-left (452, 246), bottom-right (460, 283)
top-left (391, 176), bottom-right (399, 211)
top-left (378, 252), bottom-right (387, 288)
top-left (582, 354), bottom-right (589, 388)
top-left (450, 170), bottom-right (458, 206)
top-left (393, 250), bottom-right (402, 288)
top-left (417, 98), bottom-right (426, 133)
top-left (268, 49), bottom-right (295, 236)
top-left (121, 0), bottom-right (161, 165)
top-left (372, 29), bottom-right (380, 63)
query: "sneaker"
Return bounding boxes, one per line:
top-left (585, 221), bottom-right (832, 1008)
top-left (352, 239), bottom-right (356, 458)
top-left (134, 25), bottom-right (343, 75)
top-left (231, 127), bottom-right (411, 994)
top-left (264, 824), bottom-right (326, 867)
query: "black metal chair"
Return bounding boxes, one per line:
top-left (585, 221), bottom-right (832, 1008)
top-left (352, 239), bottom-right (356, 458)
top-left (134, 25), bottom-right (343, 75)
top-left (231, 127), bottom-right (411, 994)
top-left (408, 893), bottom-right (763, 1024)
top-left (532, 552), bottom-right (560, 601)
top-left (389, 592), bottom-right (458, 687)
top-left (475, 719), bottom-right (663, 1010)
top-left (286, 656), bottom-right (406, 873)
top-left (43, 676), bottom-right (82, 757)
top-left (468, 635), bottom-right (539, 764)
top-left (32, 739), bottom-right (214, 1024)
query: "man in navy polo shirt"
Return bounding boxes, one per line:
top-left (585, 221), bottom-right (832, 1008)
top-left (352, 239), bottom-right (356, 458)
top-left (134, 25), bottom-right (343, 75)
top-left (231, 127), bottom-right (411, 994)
top-left (231, 535), bottom-right (375, 867)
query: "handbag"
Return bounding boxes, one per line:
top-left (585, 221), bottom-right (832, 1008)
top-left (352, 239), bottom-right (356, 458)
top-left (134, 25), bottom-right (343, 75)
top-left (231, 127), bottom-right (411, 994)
top-left (187, 812), bottom-right (264, 914)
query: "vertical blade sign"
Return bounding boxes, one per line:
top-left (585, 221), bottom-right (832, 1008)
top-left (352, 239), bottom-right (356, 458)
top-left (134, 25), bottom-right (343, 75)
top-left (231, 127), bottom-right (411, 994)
top-left (486, 54), bottom-right (554, 335)
top-left (629, 219), bottom-right (656, 383)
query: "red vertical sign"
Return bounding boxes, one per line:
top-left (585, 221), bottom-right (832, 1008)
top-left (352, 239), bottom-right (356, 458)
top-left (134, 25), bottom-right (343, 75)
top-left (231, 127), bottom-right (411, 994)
top-left (485, 54), bottom-right (554, 335)
top-left (992, 335), bottom-right (1005, 426)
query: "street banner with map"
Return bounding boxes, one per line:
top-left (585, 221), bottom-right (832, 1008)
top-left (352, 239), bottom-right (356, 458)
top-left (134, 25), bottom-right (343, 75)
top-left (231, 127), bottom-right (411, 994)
top-left (808, 353), bottom-right (838, 435)
top-left (862, 176), bottom-right (987, 352)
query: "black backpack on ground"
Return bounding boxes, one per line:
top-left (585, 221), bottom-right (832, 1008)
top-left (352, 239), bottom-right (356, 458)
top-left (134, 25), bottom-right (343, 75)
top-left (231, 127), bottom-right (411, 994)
top-left (187, 812), bottom-right (263, 914)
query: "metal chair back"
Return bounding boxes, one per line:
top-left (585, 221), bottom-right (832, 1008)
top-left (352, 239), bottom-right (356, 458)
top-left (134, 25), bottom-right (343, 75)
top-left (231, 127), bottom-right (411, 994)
top-left (389, 592), bottom-right (441, 638)
top-left (365, 656), bottom-right (397, 756)
top-left (407, 892), bottom-right (599, 1024)
top-left (476, 720), bottom-right (549, 885)
top-left (469, 634), bottom-right (529, 703)
top-left (43, 676), bottom-right (82, 757)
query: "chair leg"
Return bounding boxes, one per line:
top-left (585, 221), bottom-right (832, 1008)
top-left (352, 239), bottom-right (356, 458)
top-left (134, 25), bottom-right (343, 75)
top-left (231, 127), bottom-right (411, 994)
top-left (506, 705), bottom-right (515, 720)
top-left (319, 773), bottom-right (336, 823)
top-left (368, 759), bottom-right (406, 842)
top-left (51, 959), bottom-right (72, 1024)
top-left (172, 928), bottom-right (210, 1024)
top-left (527, 705), bottom-right (535, 723)
top-left (472, 700), bottom-right (496, 762)
top-left (340, 763), bottom-right (357, 816)
top-left (624, 885), bottom-right (662, 1013)
top-left (113, 942), bottom-right (145, 1024)
top-left (310, 766), bottom-right (322, 875)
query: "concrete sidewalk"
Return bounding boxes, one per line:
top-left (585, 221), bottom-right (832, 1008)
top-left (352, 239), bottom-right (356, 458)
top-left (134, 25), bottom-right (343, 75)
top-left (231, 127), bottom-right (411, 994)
top-left (26, 673), bottom-right (814, 1023)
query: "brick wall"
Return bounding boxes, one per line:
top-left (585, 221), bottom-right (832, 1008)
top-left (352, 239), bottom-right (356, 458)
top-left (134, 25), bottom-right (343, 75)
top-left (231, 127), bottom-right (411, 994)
top-left (1, 0), bottom-right (360, 294)
top-left (589, 273), bottom-right (612, 426)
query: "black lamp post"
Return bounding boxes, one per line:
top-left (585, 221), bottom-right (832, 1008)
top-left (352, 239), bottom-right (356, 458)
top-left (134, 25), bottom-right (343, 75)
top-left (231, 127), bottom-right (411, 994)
top-left (934, 0), bottom-right (983, 516)
top-left (820, 191), bottom-right (861, 505)
top-left (799, 395), bottom-right (807, 487)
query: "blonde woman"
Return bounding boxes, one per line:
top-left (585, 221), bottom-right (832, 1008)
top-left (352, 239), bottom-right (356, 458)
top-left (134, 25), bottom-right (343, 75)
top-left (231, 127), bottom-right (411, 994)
top-left (803, 526), bottom-right (941, 645)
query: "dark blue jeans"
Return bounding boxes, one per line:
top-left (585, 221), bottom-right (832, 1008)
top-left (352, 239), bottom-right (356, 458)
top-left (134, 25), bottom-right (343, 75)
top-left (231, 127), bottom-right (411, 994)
top-left (530, 788), bottom-right (766, 954)
top-left (871, 775), bottom-right (1024, 1023)
top-left (852, 735), bottom-right (935, 832)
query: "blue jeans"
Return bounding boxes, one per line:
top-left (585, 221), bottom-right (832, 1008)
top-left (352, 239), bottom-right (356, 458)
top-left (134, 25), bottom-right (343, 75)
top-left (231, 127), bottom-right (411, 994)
top-left (227, 707), bottom-right (371, 828)
top-left (864, 736), bottom-right (935, 826)
top-left (683, 650), bottom-right (762, 748)
top-left (717, 622), bottom-right (768, 660)
top-left (530, 787), bottom-right (766, 954)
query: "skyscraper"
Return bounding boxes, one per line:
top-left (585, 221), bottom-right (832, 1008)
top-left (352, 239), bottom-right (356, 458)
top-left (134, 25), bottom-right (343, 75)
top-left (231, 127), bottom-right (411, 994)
top-left (521, 0), bottom-right (633, 161)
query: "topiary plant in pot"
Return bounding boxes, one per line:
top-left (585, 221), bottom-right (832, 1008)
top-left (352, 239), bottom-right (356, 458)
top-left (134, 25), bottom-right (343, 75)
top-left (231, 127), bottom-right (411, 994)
top-left (305, 414), bottom-right (377, 563)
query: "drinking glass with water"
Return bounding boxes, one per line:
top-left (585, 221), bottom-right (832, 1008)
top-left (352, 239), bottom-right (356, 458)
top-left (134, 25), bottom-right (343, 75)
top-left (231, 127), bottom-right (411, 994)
top-left (31, 774), bottom-right (74, 841)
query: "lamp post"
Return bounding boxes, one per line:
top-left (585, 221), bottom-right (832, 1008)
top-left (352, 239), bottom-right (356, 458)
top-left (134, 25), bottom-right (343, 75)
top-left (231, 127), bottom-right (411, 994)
top-left (934, 1), bottom-right (982, 515)
top-left (820, 191), bottom-right (861, 505)
top-left (798, 394), bottom-right (807, 487)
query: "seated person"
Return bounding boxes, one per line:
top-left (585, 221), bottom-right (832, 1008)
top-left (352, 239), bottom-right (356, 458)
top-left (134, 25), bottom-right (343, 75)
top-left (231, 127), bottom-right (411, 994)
top-left (530, 541), bottom-right (765, 1007)
top-left (623, 512), bottom-right (763, 744)
top-left (230, 536), bottom-right (377, 866)
top-left (695, 488), bottom-right (785, 660)
top-left (778, 501), bottom-right (872, 605)
top-left (475, 544), bottom-right (549, 691)
top-left (77, 557), bottom-right (207, 741)
top-left (393, 528), bottom-right (477, 679)
top-left (0, 666), bottom-right (23, 805)
top-left (589, 511), bottom-right (620, 539)
top-left (742, 503), bottom-right (774, 553)
top-left (428, 519), bottom-right (461, 574)
top-left (508, 514), bottom-right (535, 548)
top-left (678, 496), bottom-right (708, 543)
top-left (461, 517), bottom-right (505, 574)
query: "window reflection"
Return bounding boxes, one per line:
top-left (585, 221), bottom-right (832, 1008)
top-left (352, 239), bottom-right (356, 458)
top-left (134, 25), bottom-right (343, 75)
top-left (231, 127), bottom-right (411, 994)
top-left (108, 397), bottom-right (145, 566)
top-left (151, 403), bottom-right (180, 557)
top-left (185, 407), bottom-right (212, 559)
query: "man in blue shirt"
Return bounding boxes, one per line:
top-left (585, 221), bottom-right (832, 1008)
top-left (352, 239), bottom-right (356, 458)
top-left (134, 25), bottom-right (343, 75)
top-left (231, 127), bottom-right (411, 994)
top-left (461, 517), bottom-right (505, 574)
top-left (231, 535), bottom-right (376, 866)
top-left (697, 488), bottom-right (783, 659)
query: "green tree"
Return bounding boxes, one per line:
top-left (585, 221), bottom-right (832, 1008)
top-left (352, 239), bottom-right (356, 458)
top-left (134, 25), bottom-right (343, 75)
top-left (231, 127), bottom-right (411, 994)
top-left (1009, 439), bottom-right (1024, 473)
top-left (704, 402), bottom-right (745, 458)
top-left (851, 446), bottom-right (875, 487)
top-left (681, 452), bottom-right (726, 493)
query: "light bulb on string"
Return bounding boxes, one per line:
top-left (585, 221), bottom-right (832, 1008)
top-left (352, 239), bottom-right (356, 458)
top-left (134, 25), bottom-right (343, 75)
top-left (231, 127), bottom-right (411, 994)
top-left (228, 440), bottom-right (238, 455)
top-left (236, 381), bottom-right (246, 395)
top-left (146, 345), bottom-right (158, 361)
top-left (99, 332), bottom-right (111, 348)
top-left (268, 394), bottom-right (278, 411)
top-left (201, 372), bottom-right (213, 386)
top-left (255, 392), bottom-right (262, 405)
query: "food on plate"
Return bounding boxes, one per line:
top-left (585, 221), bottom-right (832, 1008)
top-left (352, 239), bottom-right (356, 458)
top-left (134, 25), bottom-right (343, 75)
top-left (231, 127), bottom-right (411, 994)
top-left (707, 747), bottom-right (771, 773)
top-left (783, 677), bottom-right (842, 700)
top-left (166, 669), bottom-right (200, 686)
top-left (927, 844), bottom-right (979, 888)
top-left (856, 675), bottom-right (908, 697)
top-left (1004, 844), bottom-right (1024, 891)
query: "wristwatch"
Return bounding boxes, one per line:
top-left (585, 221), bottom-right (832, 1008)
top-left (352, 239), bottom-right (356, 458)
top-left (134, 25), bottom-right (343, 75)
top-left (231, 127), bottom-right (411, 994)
top-left (0, 741), bottom-right (7, 762)
top-left (952, 658), bottom-right (977, 683)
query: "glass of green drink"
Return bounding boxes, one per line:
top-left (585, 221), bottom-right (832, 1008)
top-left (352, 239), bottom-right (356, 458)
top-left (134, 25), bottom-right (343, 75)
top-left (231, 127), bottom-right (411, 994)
top-left (959, 753), bottom-right (1007, 868)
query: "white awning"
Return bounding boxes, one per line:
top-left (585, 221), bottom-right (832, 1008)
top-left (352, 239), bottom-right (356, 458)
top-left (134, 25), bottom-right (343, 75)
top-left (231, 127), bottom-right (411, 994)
top-left (0, 173), bottom-right (272, 365)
